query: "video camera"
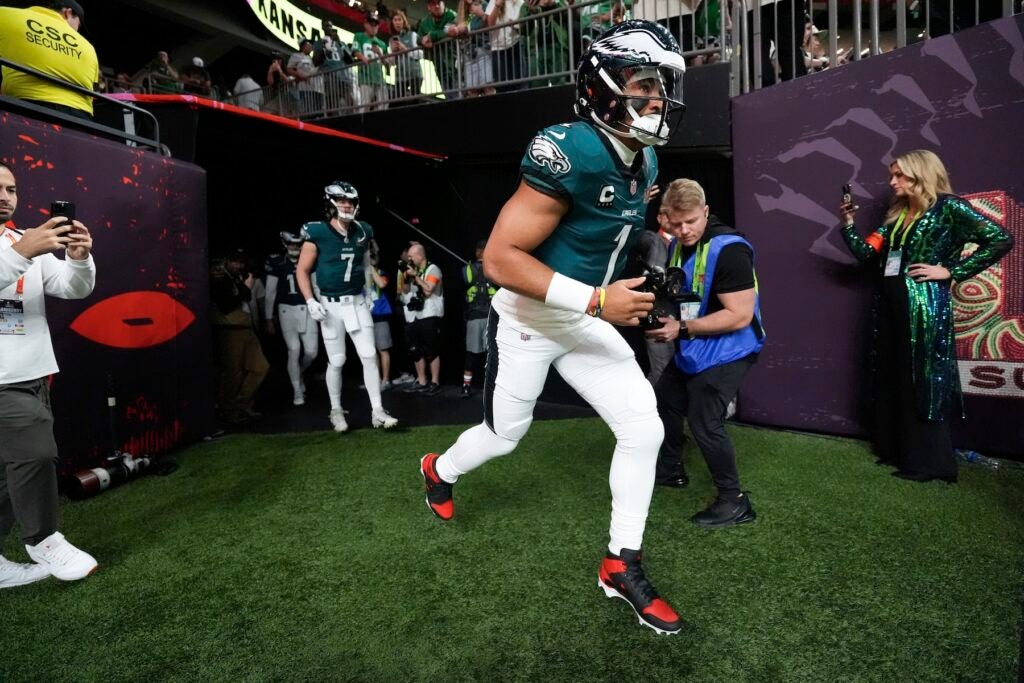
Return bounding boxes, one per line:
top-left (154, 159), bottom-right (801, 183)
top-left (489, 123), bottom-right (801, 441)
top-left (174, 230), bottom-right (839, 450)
top-left (636, 260), bottom-right (700, 330)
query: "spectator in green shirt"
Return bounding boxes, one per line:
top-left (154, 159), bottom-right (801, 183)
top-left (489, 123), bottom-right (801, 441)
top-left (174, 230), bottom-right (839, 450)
top-left (354, 12), bottom-right (390, 111)
top-left (418, 0), bottom-right (462, 97)
top-left (520, 0), bottom-right (569, 88)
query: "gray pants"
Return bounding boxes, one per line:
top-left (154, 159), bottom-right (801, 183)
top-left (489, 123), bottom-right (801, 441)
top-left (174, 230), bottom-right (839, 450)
top-left (645, 338), bottom-right (676, 386)
top-left (0, 378), bottom-right (59, 551)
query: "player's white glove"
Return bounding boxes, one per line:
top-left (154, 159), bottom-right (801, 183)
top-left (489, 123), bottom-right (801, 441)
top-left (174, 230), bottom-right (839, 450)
top-left (306, 298), bottom-right (327, 321)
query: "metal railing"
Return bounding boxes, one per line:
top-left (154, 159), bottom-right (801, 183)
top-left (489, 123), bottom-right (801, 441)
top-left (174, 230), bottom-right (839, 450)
top-left (0, 57), bottom-right (162, 152)
top-left (220, 0), bottom-right (1022, 117)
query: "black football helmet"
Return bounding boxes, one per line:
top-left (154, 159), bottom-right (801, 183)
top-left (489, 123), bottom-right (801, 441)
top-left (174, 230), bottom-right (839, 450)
top-left (575, 20), bottom-right (686, 147)
top-left (280, 230), bottom-right (304, 261)
top-left (324, 181), bottom-right (359, 221)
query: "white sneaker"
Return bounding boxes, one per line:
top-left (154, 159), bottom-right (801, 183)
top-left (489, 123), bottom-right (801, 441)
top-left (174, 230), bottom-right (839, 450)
top-left (293, 393), bottom-right (305, 406)
top-left (393, 373), bottom-right (415, 385)
top-left (372, 409), bottom-right (398, 429)
top-left (329, 408), bottom-right (348, 433)
top-left (25, 532), bottom-right (97, 581)
top-left (0, 555), bottom-right (50, 589)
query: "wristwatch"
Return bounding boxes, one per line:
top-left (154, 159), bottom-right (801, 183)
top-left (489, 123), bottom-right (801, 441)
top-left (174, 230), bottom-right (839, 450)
top-left (679, 320), bottom-right (692, 341)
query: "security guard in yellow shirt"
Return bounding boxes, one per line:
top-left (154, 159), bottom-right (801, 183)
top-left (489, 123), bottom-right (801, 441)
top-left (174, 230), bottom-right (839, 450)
top-left (0, 1), bottom-right (99, 117)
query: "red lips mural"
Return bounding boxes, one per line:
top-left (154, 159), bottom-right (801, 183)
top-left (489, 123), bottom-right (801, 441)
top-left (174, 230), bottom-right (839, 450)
top-left (70, 291), bottom-right (195, 349)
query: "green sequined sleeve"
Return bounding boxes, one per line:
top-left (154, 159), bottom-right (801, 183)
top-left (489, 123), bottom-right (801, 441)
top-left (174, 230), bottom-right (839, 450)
top-left (840, 223), bottom-right (891, 263)
top-left (944, 197), bottom-right (1015, 281)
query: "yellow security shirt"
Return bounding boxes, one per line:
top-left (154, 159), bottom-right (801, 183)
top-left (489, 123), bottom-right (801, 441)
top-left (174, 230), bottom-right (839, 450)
top-left (0, 5), bottom-right (99, 115)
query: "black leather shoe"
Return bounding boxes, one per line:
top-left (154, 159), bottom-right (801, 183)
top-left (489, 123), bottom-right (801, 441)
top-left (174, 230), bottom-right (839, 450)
top-left (691, 493), bottom-right (756, 529)
top-left (655, 469), bottom-right (689, 488)
top-left (891, 471), bottom-right (957, 484)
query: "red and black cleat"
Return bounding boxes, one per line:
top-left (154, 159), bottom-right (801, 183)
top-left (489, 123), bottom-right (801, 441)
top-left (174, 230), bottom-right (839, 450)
top-left (598, 548), bottom-right (684, 635)
top-left (420, 453), bottom-right (454, 521)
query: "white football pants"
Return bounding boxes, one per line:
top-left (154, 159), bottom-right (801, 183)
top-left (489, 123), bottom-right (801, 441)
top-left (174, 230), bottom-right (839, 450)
top-left (320, 296), bottom-right (382, 412)
top-left (277, 304), bottom-right (319, 396)
top-left (435, 303), bottom-right (664, 555)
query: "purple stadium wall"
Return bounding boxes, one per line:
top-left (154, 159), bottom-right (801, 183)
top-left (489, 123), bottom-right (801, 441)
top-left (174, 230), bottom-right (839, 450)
top-left (732, 15), bottom-right (1024, 457)
top-left (0, 111), bottom-right (214, 472)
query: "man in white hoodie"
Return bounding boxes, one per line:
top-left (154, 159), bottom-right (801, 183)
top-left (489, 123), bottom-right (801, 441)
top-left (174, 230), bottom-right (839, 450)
top-left (0, 162), bottom-right (98, 588)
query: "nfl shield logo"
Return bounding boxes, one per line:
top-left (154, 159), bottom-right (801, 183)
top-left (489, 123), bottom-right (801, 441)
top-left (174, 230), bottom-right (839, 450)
top-left (630, 179), bottom-right (638, 196)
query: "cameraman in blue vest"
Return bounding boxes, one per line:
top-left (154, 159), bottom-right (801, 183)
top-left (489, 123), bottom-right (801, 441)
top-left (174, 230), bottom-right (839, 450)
top-left (645, 179), bottom-right (765, 529)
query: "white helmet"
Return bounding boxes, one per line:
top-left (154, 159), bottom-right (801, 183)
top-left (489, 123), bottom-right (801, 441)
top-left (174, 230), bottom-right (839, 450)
top-left (324, 181), bottom-right (359, 221)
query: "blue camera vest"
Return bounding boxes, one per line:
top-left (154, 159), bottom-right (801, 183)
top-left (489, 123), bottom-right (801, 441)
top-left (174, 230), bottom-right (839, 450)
top-left (670, 234), bottom-right (766, 375)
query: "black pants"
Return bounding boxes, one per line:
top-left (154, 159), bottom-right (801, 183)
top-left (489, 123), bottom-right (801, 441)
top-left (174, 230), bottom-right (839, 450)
top-left (873, 279), bottom-right (956, 479)
top-left (0, 379), bottom-right (60, 550)
top-left (654, 354), bottom-right (756, 497)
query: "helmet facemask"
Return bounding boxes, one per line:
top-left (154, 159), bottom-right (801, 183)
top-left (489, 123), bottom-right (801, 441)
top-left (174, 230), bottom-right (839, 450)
top-left (593, 61), bottom-right (685, 146)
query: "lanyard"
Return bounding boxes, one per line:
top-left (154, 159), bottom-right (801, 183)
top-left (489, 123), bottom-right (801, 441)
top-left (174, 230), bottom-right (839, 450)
top-left (670, 239), bottom-right (710, 298)
top-left (2, 230), bottom-right (25, 296)
top-left (889, 207), bottom-right (918, 250)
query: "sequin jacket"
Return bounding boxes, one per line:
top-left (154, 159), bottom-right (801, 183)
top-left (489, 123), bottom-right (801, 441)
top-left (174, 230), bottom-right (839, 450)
top-left (841, 194), bottom-right (1015, 420)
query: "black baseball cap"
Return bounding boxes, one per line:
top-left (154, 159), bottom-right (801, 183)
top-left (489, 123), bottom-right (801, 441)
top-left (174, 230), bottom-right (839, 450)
top-left (365, 11), bottom-right (380, 24)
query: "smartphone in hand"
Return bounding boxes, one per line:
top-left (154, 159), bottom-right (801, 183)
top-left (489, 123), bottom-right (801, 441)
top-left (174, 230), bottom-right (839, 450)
top-left (841, 184), bottom-right (852, 205)
top-left (50, 200), bottom-right (75, 228)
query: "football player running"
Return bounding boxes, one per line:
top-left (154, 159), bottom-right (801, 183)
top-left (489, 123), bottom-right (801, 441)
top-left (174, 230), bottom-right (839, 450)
top-left (265, 231), bottom-right (319, 406)
top-left (296, 182), bottom-right (398, 432)
top-left (420, 20), bottom-right (687, 634)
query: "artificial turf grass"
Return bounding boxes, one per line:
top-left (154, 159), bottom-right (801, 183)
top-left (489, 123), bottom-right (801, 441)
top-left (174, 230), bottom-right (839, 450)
top-left (1, 420), bottom-right (1021, 683)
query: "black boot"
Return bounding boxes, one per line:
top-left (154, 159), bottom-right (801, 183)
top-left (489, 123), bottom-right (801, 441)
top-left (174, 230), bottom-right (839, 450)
top-left (654, 458), bottom-right (688, 488)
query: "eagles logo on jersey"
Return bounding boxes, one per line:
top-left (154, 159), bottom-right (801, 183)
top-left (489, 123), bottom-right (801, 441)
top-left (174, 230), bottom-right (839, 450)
top-left (528, 136), bottom-right (572, 175)
top-left (520, 122), bottom-right (656, 287)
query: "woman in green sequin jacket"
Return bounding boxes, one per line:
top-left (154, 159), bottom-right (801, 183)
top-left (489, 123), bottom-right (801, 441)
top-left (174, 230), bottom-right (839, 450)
top-left (839, 150), bottom-right (1014, 482)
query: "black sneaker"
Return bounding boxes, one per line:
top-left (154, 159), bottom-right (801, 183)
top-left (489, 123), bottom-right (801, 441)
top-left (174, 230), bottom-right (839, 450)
top-left (424, 383), bottom-right (441, 396)
top-left (690, 493), bottom-right (756, 529)
top-left (598, 548), bottom-right (684, 635)
top-left (404, 382), bottom-right (428, 393)
top-left (654, 464), bottom-right (689, 488)
top-left (420, 453), bottom-right (454, 520)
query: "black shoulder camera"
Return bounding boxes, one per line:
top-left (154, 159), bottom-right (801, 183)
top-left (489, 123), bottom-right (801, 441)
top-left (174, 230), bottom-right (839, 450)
top-left (397, 258), bottom-right (412, 273)
top-left (406, 292), bottom-right (426, 311)
top-left (636, 260), bottom-right (700, 330)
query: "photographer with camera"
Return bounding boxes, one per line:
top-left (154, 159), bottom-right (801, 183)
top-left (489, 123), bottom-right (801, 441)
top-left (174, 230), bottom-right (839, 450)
top-left (211, 248), bottom-right (269, 425)
top-left (646, 179), bottom-right (764, 529)
top-left (0, 162), bottom-right (98, 586)
top-left (399, 243), bottom-right (444, 395)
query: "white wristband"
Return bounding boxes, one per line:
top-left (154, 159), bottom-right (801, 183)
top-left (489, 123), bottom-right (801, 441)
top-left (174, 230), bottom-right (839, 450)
top-left (545, 272), bottom-right (594, 313)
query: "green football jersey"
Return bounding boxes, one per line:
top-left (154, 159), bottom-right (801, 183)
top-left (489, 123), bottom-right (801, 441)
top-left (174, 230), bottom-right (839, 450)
top-left (300, 220), bottom-right (374, 296)
top-left (521, 122), bottom-right (656, 287)
top-left (352, 33), bottom-right (388, 85)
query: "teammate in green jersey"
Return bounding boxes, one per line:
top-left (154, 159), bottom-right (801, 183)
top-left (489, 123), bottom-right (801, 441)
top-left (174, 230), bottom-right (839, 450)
top-left (420, 21), bottom-right (688, 634)
top-left (296, 181), bottom-right (398, 433)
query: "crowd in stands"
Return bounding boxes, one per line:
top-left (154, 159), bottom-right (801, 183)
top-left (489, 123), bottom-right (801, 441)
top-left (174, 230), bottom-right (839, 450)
top-left (1, 0), bottom-right (1015, 121)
